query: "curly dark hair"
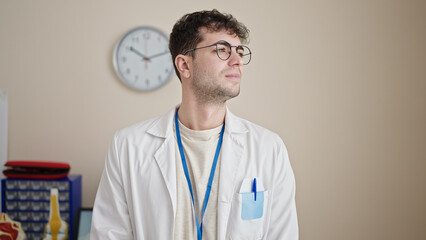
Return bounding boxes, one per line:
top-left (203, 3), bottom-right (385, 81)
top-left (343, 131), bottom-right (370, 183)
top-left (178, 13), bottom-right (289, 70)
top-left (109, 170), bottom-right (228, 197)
top-left (169, 9), bottom-right (250, 80)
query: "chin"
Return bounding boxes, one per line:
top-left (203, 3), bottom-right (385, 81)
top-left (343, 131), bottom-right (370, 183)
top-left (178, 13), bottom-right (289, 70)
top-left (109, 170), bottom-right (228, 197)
top-left (225, 87), bottom-right (240, 100)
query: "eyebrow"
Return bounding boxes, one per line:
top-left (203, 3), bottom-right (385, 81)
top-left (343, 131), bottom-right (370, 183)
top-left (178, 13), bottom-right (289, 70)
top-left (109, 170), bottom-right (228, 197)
top-left (215, 40), bottom-right (243, 46)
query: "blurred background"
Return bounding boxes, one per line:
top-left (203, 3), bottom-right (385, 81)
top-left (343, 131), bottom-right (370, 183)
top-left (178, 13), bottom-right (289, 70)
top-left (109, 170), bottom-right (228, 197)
top-left (1, 0), bottom-right (425, 239)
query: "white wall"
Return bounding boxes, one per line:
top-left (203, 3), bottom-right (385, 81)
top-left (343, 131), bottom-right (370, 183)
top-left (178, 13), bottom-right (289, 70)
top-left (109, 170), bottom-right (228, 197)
top-left (0, 90), bottom-right (7, 178)
top-left (1, 0), bottom-right (425, 239)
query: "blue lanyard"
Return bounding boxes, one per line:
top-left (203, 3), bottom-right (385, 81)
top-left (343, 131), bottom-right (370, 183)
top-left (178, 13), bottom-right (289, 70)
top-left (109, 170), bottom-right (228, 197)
top-left (175, 109), bottom-right (225, 240)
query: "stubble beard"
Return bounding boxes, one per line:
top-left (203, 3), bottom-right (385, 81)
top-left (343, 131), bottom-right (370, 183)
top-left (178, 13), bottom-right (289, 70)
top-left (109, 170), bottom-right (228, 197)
top-left (191, 70), bottom-right (240, 106)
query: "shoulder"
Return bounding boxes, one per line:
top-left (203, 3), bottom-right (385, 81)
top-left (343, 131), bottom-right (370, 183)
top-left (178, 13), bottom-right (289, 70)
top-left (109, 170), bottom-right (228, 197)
top-left (228, 111), bottom-right (285, 146)
top-left (228, 112), bottom-right (291, 176)
top-left (115, 116), bottom-right (159, 139)
top-left (113, 107), bottom-right (175, 144)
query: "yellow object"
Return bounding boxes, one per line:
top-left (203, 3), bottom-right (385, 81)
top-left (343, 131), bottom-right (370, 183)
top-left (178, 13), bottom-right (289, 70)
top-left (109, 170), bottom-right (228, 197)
top-left (43, 188), bottom-right (68, 240)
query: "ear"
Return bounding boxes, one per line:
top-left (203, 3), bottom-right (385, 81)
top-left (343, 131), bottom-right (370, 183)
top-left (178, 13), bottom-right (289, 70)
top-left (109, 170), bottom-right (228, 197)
top-left (175, 54), bottom-right (191, 79)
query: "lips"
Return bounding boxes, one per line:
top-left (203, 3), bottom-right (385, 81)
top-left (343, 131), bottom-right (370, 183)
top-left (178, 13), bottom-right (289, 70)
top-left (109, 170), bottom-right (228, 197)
top-left (225, 73), bottom-right (241, 79)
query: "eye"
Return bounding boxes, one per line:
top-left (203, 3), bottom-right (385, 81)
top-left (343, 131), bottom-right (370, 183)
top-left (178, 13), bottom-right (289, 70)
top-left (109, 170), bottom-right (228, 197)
top-left (236, 47), bottom-right (245, 57)
top-left (216, 47), bottom-right (228, 53)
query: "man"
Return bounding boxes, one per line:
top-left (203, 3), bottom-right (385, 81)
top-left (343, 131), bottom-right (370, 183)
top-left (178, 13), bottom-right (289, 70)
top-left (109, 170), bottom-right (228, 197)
top-left (91, 9), bottom-right (298, 240)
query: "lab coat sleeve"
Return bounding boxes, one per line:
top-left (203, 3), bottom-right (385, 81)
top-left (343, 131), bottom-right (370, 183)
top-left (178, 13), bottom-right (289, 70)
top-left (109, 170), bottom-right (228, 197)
top-left (90, 133), bottom-right (135, 240)
top-left (266, 137), bottom-right (299, 239)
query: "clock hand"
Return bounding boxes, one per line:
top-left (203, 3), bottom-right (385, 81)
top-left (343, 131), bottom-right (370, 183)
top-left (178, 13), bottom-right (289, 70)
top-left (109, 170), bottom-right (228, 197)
top-left (130, 46), bottom-right (150, 61)
top-left (144, 40), bottom-right (148, 70)
top-left (147, 51), bottom-right (170, 60)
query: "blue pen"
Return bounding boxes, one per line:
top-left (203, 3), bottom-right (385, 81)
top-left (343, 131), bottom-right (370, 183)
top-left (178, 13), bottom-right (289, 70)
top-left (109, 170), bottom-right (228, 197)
top-left (252, 178), bottom-right (257, 201)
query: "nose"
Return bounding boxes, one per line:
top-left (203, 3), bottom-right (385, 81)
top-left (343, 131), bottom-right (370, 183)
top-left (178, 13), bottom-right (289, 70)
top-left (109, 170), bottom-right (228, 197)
top-left (227, 47), bottom-right (244, 66)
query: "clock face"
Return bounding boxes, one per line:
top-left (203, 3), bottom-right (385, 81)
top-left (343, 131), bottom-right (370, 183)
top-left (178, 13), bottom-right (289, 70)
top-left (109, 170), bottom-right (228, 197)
top-left (113, 26), bottom-right (174, 91)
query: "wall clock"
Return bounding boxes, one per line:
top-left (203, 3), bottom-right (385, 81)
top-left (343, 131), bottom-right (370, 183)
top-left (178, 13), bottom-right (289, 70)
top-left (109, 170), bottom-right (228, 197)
top-left (113, 26), bottom-right (174, 91)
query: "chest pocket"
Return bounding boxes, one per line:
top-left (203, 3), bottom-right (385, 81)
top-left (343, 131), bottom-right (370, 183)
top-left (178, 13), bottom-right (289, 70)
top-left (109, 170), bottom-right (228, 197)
top-left (227, 178), bottom-right (269, 240)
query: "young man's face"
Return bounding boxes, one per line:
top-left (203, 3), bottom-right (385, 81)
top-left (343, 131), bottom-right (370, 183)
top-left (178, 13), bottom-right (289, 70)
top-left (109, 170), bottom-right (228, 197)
top-left (189, 28), bottom-right (244, 104)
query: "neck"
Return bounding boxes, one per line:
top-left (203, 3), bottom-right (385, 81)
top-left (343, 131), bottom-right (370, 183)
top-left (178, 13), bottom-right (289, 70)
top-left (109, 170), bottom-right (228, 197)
top-left (178, 100), bottom-right (226, 130)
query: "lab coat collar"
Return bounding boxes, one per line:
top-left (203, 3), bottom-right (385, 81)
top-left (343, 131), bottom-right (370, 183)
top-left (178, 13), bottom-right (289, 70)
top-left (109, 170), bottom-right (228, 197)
top-left (224, 107), bottom-right (249, 134)
top-left (146, 105), bottom-right (249, 138)
top-left (146, 107), bottom-right (176, 139)
top-left (217, 108), bottom-right (247, 238)
top-left (146, 107), bottom-right (178, 221)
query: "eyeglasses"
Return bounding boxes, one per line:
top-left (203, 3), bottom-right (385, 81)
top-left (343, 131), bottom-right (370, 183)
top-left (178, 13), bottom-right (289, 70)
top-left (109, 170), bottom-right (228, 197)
top-left (183, 40), bottom-right (252, 65)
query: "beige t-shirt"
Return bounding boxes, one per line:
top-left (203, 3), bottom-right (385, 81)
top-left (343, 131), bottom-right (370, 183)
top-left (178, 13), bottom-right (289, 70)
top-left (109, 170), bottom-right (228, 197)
top-left (173, 121), bottom-right (222, 240)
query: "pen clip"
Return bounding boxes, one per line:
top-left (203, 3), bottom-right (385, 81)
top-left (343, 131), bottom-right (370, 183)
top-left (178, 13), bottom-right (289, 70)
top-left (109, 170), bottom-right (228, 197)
top-left (252, 178), bottom-right (257, 201)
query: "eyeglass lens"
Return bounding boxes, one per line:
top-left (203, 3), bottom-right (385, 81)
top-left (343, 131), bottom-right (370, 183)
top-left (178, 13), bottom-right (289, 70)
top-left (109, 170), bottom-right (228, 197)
top-left (216, 42), bottom-right (251, 65)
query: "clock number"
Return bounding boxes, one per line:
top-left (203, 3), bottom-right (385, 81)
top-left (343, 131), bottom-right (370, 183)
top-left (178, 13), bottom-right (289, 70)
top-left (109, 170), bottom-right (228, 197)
top-left (143, 32), bottom-right (151, 40)
top-left (126, 68), bottom-right (131, 74)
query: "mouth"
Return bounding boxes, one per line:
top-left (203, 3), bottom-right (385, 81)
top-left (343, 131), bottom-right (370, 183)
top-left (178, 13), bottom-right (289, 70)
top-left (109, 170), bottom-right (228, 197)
top-left (225, 73), bottom-right (241, 80)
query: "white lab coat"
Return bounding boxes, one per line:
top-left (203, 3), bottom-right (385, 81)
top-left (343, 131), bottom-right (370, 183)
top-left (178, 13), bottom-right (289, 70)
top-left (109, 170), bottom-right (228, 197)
top-left (91, 107), bottom-right (298, 240)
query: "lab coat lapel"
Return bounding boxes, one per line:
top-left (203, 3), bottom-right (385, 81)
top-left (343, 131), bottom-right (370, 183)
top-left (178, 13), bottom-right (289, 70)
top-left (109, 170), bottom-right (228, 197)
top-left (147, 107), bottom-right (178, 218)
top-left (217, 108), bottom-right (248, 239)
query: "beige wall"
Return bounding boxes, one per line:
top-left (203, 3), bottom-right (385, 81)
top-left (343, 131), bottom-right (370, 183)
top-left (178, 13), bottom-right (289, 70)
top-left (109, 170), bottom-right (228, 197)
top-left (1, 0), bottom-right (425, 239)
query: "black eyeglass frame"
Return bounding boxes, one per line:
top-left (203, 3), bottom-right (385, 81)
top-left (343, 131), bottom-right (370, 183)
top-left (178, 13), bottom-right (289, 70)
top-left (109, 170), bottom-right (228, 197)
top-left (183, 40), bottom-right (252, 65)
